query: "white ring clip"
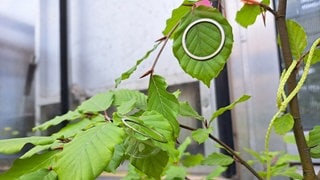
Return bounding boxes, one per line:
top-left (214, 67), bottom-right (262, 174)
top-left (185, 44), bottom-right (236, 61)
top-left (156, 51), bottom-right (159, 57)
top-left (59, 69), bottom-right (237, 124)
top-left (182, 18), bottom-right (225, 61)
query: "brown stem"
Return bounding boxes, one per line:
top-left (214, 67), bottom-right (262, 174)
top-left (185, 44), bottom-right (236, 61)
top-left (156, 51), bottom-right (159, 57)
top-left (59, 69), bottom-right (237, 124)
top-left (275, 0), bottom-right (316, 179)
top-left (140, 22), bottom-right (180, 78)
top-left (179, 124), bottom-right (263, 180)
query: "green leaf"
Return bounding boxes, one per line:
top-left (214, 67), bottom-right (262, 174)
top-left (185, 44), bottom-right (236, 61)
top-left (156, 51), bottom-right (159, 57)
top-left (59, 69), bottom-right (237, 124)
top-left (210, 95), bottom-right (250, 122)
top-left (77, 91), bottom-right (114, 112)
top-left (275, 154), bottom-right (300, 165)
top-left (162, 2), bottom-right (192, 38)
top-left (283, 133), bottom-right (296, 144)
top-left (286, 20), bottom-right (307, 59)
top-left (115, 43), bottom-right (160, 87)
top-left (139, 111), bottom-right (173, 142)
top-left (308, 126), bottom-right (320, 158)
top-left (305, 48), bottom-right (320, 65)
top-left (113, 89), bottom-right (147, 110)
top-left (191, 128), bottom-right (212, 144)
top-left (165, 166), bottom-right (187, 180)
top-left (147, 75), bottom-right (180, 138)
top-left (33, 110), bottom-right (81, 131)
top-left (20, 144), bottom-right (53, 159)
top-left (202, 152), bottom-right (234, 166)
top-left (181, 154), bottom-right (204, 167)
top-left (178, 137), bottom-right (192, 158)
top-left (17, 169), bottom-right (58, 180)
top-left (262, 0), bottom-right (270, 4)
top-left (0, 151), bottom-right (58, 179)
top-left (244, 148), bottom-right (264, 163)
top-left (173, 6), bottom-right (233, 87)
top-left (273, 113), bottom-right (294, 135)
top-left (117, 97), bottom-right (137, 114)
top-left (206, 166), bottom-right (227, 180)
top-left (0, 136), bottom-right (54, 154)
top-left (131, 149), bottom-right (169, 180)
top-left (51, 118), bottom-right (99, 139)
top-left (54, 123), bottom-right (125, 180)
top-left (105, 144), bottom-right (126, 173)
top-left (179, 101), bottom-right (204, 121)
top-left (236, 4), bottom-right (261, 28)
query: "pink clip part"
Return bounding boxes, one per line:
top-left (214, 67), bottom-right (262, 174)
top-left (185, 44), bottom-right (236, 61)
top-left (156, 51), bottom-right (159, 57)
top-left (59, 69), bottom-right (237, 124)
top-left (195, 0), bottom-right (211, 7)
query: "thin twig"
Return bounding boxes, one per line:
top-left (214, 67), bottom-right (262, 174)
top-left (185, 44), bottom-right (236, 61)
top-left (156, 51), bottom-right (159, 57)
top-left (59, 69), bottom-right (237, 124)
top-left (179, 124), bottom-right (264, 180)
top-left (140, 22), bottom-right (180, 78)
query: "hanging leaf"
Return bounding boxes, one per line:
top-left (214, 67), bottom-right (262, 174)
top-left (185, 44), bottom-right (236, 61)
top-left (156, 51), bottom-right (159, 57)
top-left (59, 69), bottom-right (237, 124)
top-left (191, 128), bottom-right (212, 144)
top-left (202, 152), bottom-right (234, 166)
top-left (210, 95), bottom-right (250, 122)
top-left (173, 6), bottom-right (233, 87)
top-left (236, 4), bottom-right (261, 28)
top-left (147, 75), bottom-right (180, 138)
top-left (77, 91), bottom-right (114, 113)
top-left (0, 136), bottom-right (54, 154)
top-left (115, 43), bottom-right (161, 87)
top-left (162, 2), bottom-right (192, 38)
top-left (33, 111), bottom-right (82, 131)
top-left (273, 113), bottom-right (294, 135)
top-left (0, 151), bottom-right (58, 179)
top-left (54, 123), bottom-right (125, 180)
top-left (308, 126), bottom-right (320, 158)
top-left (286, 20), bottom-right (307, 60)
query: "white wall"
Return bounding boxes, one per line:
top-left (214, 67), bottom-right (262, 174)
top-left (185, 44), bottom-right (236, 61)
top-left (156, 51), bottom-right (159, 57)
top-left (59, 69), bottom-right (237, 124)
top-left (0, 0), bottom-right (36, 139)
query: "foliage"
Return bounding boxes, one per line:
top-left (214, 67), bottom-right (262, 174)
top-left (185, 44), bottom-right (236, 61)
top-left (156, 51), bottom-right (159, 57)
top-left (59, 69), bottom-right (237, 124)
top-left (0, 0), bottom-right (320, 180)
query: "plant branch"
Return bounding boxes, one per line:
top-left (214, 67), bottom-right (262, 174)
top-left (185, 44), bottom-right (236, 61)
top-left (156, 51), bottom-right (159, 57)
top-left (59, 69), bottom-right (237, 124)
top-left (275, 0), bottom-right (316, 179)
top-left (179, 124), bottom-right (263, 180)
top-left (140, 22), bottom-right (180, 78)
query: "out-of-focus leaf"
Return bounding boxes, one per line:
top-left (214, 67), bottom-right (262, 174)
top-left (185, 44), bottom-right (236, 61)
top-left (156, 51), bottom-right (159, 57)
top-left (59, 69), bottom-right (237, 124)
top-left (273, 113), bottom-right (294, 135)
top-left (308, 126), bottom-right (320, 158)
top-left (305, 48), bottom-right (320, 65)
top-left (206, 166), bottom-right (227, 180)
top-left (236, 4), bottom-right (261, 28)
top-left (202, 152), bottom-right (234, 166)
top-left (286, 20), bottom-right (307, 59)
top-left (181, 154), bottom-right (204, 167)
top-left (165, 166), bottom-right (187, 180)
top-left (191, 128), bottom-right (212, 144)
